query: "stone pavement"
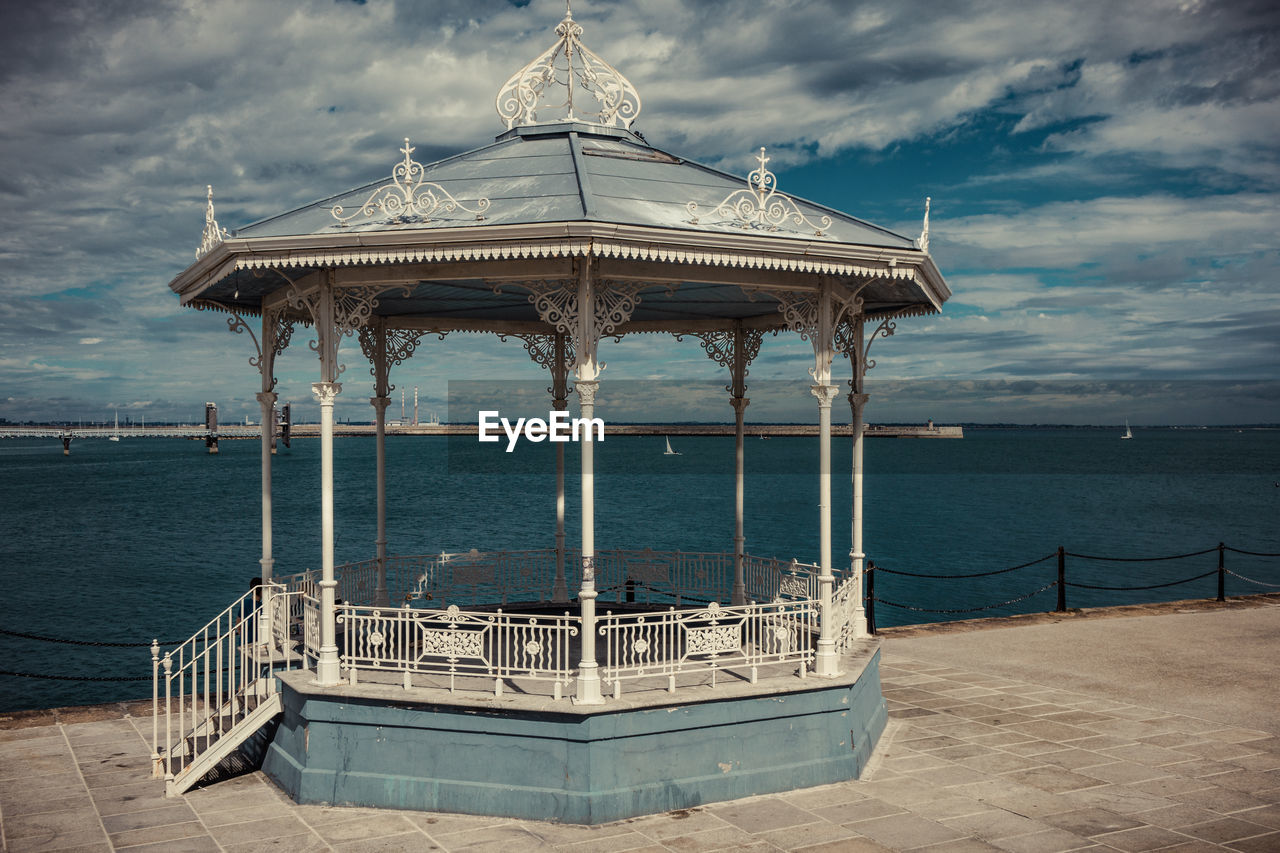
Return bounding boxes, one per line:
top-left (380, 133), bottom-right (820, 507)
top-left (2, 602), bottom-right (1278, 852)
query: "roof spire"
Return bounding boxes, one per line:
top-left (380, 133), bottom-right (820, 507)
top-left (918, 196), bottom-right (931, 254)
top-left (495, 2), bottom-right (641, 130)
top-left (197, 185), bottom-right (228, 259)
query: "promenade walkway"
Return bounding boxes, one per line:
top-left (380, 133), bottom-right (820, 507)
top-left (2, 597), bottom-right (1277, 852)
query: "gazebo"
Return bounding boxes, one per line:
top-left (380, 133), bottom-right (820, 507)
top-left (154, 6), bottom-right (949, 824)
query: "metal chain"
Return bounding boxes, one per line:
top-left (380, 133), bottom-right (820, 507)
top-left (1223, 546), bottom-right (1280, 557)
top-left (1064, 547), bottom-right (1218, 562)
top-left (870, 581), bottom-right (1057, 614)
top-left (1225, 569), bottom-right (1280, 588)
top-left (870, 552), bottom-right (1056, 579)
top-left (0, 626), bottom-right (189, 647)
top-left (1063, 570), bottom-right (1218, 591)
top-left (0, 669), bottom-right (152, 682)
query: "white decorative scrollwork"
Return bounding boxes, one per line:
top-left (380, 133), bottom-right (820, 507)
top-left (332, 138), bottom-right (490, 227)
top-left (501, 279), bottom-right (656, 378)
top-left (863, 317), bottom-right (897, 373)
top-left (289, 284), bottom-right (392, 381)
top-left (419, 628), bottom-right (485, 659)
top-left (501, 333), bottom-right (577, 400)
top-left (687, 148), bottom-right (831, 236)
top-left (358, 326), bottom-right (426, 393)
top-left (686, 624), bottom-right (741, 655)
top-left (196, 185), bottom-right (229, 259)
top-left (495, 4), bottom-right (642, 130)
top-left (918, 196), bottom-right (931, 254)
top-left (677, 327), bottom-right (764, 397)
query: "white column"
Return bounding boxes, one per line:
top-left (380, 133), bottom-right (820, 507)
top-left (256, 389), bottom-right (276, 649)
top-left (257, 391), bottom-right (276, 586)
top-left (573, 265), bottom-right (604, 705)
top-left (372, 395), bottom-right (391, 607)
top-left (313, 380), bottom-right (342, 684)
top-left (552, 397), bottom-right (569, 603)
top-left (849, 390), bottom-right (869, 638)
top-left (731, 395), bottom-right (749, 605)
top-left (552, 333), bottom-right (570, 603)
top-left (812, 281), bottom-right (840, 677)
top-left (312, 275), bottom-right (342, 687)
top-left (812, 383), bottom-right (840, 675)
top-left (575, 379), bottom-right (602, 703)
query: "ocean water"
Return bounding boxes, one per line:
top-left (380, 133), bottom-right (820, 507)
top-left (1, 428), bottom-right (1277, 712)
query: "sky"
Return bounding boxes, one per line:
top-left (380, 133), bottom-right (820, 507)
top-left (1, 0), bottom-right (1278, 426)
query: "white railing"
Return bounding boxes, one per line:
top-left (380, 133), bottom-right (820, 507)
top-left (154, 587), bottom-right (299, 793)
top-left (267, 549), bottom-right (842, 702)
top-left (597, 599), bottom-right (818, 697)
top-left (336, 603), bottom-right (579, 698)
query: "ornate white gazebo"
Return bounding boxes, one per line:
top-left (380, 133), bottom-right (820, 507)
top-left (154, 5), bottom-right (948, 823)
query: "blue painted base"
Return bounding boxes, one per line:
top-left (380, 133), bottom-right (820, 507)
top-left (262, 646), bottom-right (886, 824)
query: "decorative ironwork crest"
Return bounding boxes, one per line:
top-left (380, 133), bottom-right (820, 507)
top-left (331, 138), bottom-right (490, 227)
top-left (197, 185), bottom-right (229, 259)
top-left (687, 148), bottom-right (832, 236)
top-left (495, 3), bottom-right (642, 130)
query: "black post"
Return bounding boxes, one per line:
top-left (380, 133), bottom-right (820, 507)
top-left (865, 561), bottom-right (876, 635)
top-left (1217, 542), bottom-right (1226, 602)
top-left (1056, 546), bottom-right (1066, 612)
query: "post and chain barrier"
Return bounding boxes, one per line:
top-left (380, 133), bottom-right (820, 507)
top-left (864, 541), bottom-right (1280, 635)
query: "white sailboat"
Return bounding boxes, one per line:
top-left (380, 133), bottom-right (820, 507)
top-left (663, 436), bottom-right (681, 456)
top-left (1121, 420), bottom-right (1133, 440)
top-left (109, 411), bottom-right (121, 441)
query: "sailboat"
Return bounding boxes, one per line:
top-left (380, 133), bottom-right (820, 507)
top-left (663, 436), bottom-right (681, 456)
top-left (1121, 420), bottom-right (1133, 440)
top-left (109, 411), bottom-right (121, 441)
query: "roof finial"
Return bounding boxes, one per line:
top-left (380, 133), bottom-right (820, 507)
top-left (197, 185), bottom-right (229, 259)
top-left (918, 196), bottom-right (931, 254)
top-left (495, 3), bottom-right (641, 130)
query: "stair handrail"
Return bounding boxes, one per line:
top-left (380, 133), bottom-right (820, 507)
top-left (153, 584), bottom-right (295, 788)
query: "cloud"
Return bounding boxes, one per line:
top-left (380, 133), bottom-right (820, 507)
top-left (0, 0), bottom-right (1278, 423)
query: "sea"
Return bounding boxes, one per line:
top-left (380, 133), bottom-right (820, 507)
top-left (2, 428), bottom-right (1278, 712)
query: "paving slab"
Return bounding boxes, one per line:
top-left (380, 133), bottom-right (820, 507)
top-left (4, 604), bottom-right (1279, 851)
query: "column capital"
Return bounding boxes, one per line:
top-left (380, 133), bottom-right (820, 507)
top-left (369, 395), bottom-right (391, 413)
top-left (311, 381), bottom-right (342, 406)
top-left (809, 383), bottom-right (839, 408)
top-left (552, 397), bottom-right (568, 411)
top-left (575, 380), bottom-right (599, 408)
top-left (255, 390), bottom-right (278, 408)
top-left (848, 392), bottom-right (869, 410)
top-left (730, 396), bottom-right (751, 414)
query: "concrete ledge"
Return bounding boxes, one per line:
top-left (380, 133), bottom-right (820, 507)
top-left (261, 645), bottom-right (887, 824)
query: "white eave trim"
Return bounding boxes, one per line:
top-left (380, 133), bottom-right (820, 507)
top-left (169, 221), bottom-right (949, 309)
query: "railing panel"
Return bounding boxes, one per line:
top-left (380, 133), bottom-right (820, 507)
top-left (599, 600), bottom-right (817, 696)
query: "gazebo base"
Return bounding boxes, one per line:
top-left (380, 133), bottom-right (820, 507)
top-left (261, 642), bottom-right (886, 824)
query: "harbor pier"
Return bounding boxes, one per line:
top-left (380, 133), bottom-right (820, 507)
top-left (4, 600), bottom-right (1277, 851)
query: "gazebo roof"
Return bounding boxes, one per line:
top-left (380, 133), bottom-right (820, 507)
top-left (237, 124), bottom-right (914, 251)
top-left (170, 7), bottom-right (948, 333)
